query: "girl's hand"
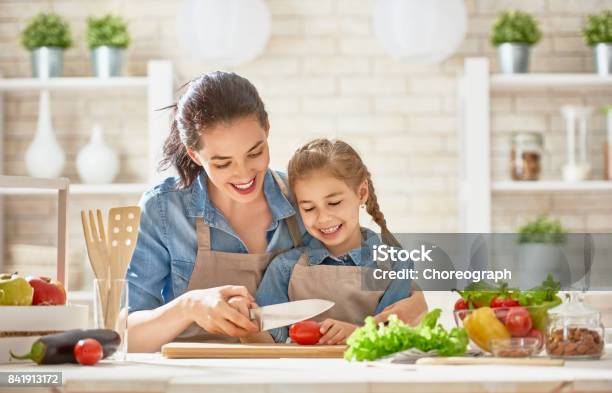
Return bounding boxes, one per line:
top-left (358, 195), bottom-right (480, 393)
top-left (373, 289), bottom-right (428, 326)
top-left (318, 319), bottom-right (358, 345)
top-left (183, 285), bottom-right (259, 337)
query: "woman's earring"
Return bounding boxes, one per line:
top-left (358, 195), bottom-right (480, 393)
top-left (360, 204), bottom-right (366, 209)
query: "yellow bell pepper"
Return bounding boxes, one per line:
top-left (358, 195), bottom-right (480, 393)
top-left (463, 307), bottom-right (510, 352)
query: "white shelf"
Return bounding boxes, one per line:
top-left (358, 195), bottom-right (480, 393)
top-left (0, 182), bottom-right (148, 195)
top-left (0, 77), bottom-right (148, 91)
top-left (491, 73), bottom-right (612, 91)
top-left (493, 180), bottom-right (612, 192)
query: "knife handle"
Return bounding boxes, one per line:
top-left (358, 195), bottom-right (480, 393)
top-left (249, 308), bottom-right (263, 331)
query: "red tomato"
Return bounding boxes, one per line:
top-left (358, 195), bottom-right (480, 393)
top-left (490, 297), bottom-right (520, 308)
top-left (526, 328), bottom-right (544, 352)
top-left (74, 339), bottom-right (103, 366)
top-left (454, 298), bottom-right (469, 320)
top-left (504, 307), bottom-right (533, 337)
top-left (289, 321), bottom-right (321, 345)
top-left (490, 297), bottom-right (520, 324)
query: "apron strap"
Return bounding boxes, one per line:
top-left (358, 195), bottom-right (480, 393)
top-left (271, 170), bottom-right (302, 248)
top-left (196, 217), bottom-right (212, 251)
top-left (297, 251), bottom-right (310, 266)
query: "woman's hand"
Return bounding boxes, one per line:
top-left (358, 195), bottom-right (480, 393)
top-left (182, 285), bottom-right (259, 337)
top-left (318, 319), bottom-right (358, 345)
top-left (373, 289), bottom-right (428, 326)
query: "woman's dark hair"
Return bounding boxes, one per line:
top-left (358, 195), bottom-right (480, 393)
top-left (159, 71), bottom-right (269, 188)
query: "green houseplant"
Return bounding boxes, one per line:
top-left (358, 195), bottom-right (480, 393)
top-left (516, 216), bottom-right (570, 290)
top-left (20, 13), bottom-right (72, 78)
top-left (86, 14), bottom-right (130, 77)
top-left (491, 10), bottom-right (542, 74)
top-left (581, 10), bottom-right (612, 75)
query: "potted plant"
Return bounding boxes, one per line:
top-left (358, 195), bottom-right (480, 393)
top-left (86, 14), bottom-right (130, 77)
top-left (516, 216), bottom-right (570, 290)
top-left (491, 10), bottom-right (542, 74)
top-left (582, 10), bottom-right (612, 75)
top-left (20, 13), bottom-right (72, 78)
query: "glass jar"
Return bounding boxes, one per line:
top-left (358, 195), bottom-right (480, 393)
top-left (546, 292), bottom-right (605, 359)
top-left (510, 132), bottom-right (543, 181)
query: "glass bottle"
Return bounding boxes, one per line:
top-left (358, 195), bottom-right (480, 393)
top-left (510, 132), bottom-right (543, 181)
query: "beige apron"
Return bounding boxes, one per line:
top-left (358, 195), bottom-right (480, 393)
top-left (176, 171), bottom-right (302, 342)
top-left (287, 250), bottom-right (391, 325)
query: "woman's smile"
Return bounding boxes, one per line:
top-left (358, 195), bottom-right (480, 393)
top-left (230, 176), bottom-right (257, 194)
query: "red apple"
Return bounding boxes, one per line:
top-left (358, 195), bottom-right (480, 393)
top-left (26, 276), bottom-right (66, 305)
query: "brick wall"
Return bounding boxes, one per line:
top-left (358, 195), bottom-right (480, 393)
top-left (1, 0), bottom-right (612, 288)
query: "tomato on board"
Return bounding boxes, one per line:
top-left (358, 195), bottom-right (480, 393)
top-left (74, 338), bottom-right (103, 366)
top-left (504, 307), bottom-right (533, 337)
top-left (289, 321), bottom-right (321, 345)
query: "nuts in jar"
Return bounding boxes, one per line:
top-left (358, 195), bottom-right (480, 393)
top-left (546, 328), bottom-right (604, 358)
top-left (510, 132), bottom-right (543, 181)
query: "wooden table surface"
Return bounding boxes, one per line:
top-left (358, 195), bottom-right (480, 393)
top-left (1, 346), bottom-right (612, 393)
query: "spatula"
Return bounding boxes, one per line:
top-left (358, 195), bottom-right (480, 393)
top-left (105, 206), bottom-right (141, 329)
top-left (81, 209), bottom-right (111, 327)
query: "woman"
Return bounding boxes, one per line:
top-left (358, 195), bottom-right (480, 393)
top-left (127, 71), bottom-right (427, 352)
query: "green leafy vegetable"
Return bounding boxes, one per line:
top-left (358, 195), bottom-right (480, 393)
top-left (344, 309), bottom-right (468, 362)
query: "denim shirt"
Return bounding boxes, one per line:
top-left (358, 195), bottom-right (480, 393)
top-left (256, 228), bottom-right (413, 343)
top-left (127, 169), bottom-right (307, 313)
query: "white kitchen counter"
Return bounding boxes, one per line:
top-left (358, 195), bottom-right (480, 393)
top-left (1, 348), bottom-right (612, 393)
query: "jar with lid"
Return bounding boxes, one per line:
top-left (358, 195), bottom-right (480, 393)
top-left (510, 132), bottom-right (543, 181)
top-left (546, 292), bottom-right (605, 359)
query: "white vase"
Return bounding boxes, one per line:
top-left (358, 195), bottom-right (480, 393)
top-left (25, 91), bottom-right (65, 178)
top-left (76, 124), bottom-right (119, 184)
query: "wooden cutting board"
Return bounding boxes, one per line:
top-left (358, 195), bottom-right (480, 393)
top-left (161, 342), bottom-right (347, 359)
top-left (416, 357), bottom-right (564, 367)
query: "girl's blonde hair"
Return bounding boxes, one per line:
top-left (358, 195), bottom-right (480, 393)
top-left (288, 138), bottom-right (401, 247)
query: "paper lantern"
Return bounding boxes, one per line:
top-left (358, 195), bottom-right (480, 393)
top-left (175, 0), bottom-right (271, 67)
top-left (373, 0), bottom-right (467, 64)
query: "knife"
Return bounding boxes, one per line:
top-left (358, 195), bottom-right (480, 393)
top-left (248, 299), bottom-right (334, 331)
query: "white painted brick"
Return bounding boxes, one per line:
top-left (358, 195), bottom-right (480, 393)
top-left (409, 76), bottom-right (456, 94)
top-left (477, 0), bottom-right (548, 13)
top-left (264, 97), bottom-right (300, 115)
top-left (339, 16), bottom-right (371, 35)
top-left (303, 97), bottom-right (370, 114)
top-left (267, 37), bottom-right (336, 56)
top-left (491, 96), bottom-right (514, 112)
top-left (335, 0), bottom-right (373, 16)
top-left (375, 97), bottom-right (442, 114)
top-left (302, 17), bottom-right (338, 36)
top-left (553, 36), bottom-right (589, 53)
top-left (234, 57), bottom-right (300, 76)
top-left (271, 17), bottom-right (302, 36)
top-left (409, 115), bottom-right (456, 133)
top-left (268, 0), bottom-right (334, 16)
top-left (337, 115), bottom-right (405, 133)
top-left (339, 77), bottom-right (407, 94)
top-left (258, 76), bottom-right (336, 96)
top-left (303, 57), bottom-right (370, 75)
top-left (547, 0), bottom-right (612, 13)
top-left (374, 135), bottom-right (445, 153)
top-left (492, 114), bottom-right (548, 132)
top-left (338, 38), bottom-right (386, 56)
top-left (542, 17), bottom-right (585, 33)
top-left (372, 58), bottom-right (435, 75)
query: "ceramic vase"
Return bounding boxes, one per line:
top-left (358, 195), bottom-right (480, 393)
top-left (76, 124), bottom-right (119, 184)
top-left (25, 91), bottom-right (65, 178)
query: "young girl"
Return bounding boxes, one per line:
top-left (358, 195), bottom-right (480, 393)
top-left (252, 138), bottom-right (420, 345)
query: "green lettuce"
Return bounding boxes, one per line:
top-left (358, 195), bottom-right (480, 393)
top-left (344, 308), bottom-right (468, 361)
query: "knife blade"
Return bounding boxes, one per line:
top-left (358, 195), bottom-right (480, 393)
top-left (249, 299), bottom-right (334, 331)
